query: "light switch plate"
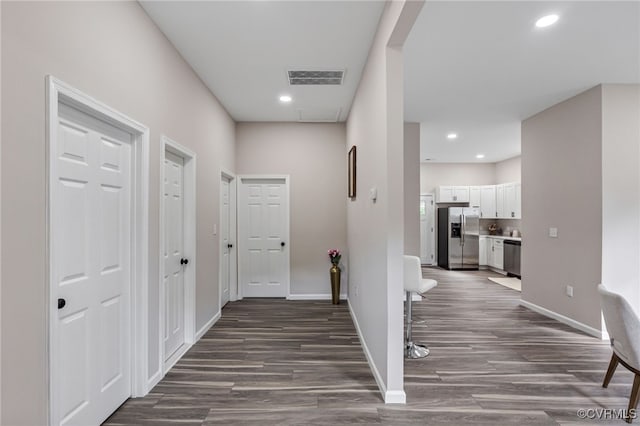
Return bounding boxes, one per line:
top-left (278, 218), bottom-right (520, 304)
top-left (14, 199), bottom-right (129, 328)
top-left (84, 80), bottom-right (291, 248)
top-left (549, 227), bottom-right (558, 238)
top-left (213, 224), bottom-right (217, 235)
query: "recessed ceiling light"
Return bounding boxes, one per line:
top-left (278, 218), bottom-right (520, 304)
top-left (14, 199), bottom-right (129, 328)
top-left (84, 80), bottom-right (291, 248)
top-left (476, 154), bottom-right (485, 159)
top-left (279, 95), bottom-right (292, 103)
top-left (535, 14), bottom-right (559, 28)
top-left (446, 133), bottom-right (457, 140)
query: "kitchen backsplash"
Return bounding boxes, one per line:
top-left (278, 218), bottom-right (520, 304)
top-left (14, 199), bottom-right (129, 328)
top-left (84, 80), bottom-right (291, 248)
top-left (480, 218), bottom-right (522, 237)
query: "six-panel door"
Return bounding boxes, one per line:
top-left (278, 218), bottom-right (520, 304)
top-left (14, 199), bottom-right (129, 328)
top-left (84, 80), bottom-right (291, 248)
top-left (54, 104), bottom-right (132, 426)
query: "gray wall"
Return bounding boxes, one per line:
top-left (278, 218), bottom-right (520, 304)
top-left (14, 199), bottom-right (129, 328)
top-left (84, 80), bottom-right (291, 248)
top-left (1, 2), bottom-right (235, 423)
top-left (495, 156), bottom-right (521, 183)
top-left (420, 162), bottom-right (496, 194)
top-left (235, 122), bottom-right (348, 297)
top-left (404, 123), bottom-right (420, 256)
top-left (601, 84), bottom-right (640, 313)
top-left (521, 86), bottom-right (603, 331)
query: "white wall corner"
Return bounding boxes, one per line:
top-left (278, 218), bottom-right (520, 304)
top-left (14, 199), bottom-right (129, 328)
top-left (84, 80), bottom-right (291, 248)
top-left (519, 299), bottom-right (602, 339)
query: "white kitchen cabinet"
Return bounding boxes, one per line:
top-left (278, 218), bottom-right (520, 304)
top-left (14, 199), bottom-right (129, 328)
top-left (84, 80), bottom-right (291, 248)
top-left (514, 183), bottom-right (521, 218)
top-left (479, 236), bottom-right (488, 266)
top-left (496, 184), bottom-right (506, 218)
top-left (479, 185), bottom-right (496, 219)
top-left (488, 238), bottom-right (504, 270)
top-left (436, 186), bottom-right (470, 203)
top-left (503, 182), bottom-right (521, 219)
top-left (469, 186), bottom-right (481, 208)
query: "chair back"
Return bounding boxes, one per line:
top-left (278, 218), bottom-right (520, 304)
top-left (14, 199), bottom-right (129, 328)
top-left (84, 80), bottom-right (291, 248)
top-left (598, 284), bottom-right (640, 370)
top-left (403, 255), bottom-right (423, 293)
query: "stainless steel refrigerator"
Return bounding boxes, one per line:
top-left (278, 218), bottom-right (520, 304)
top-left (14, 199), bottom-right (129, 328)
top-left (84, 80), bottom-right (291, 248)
top-left (437, 207), bottom-right (480, 270)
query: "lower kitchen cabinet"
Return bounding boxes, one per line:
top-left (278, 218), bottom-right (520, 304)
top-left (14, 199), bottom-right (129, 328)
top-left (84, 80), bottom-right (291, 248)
top-left (488, 238), bottom-right (504, 270)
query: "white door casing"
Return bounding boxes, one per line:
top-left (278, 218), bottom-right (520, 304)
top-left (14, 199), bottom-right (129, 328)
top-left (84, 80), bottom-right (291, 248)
top-left (238, 177), bottom-right (290, 298)
top-left (158, 136), bottom-right (196, 379)
top-left (47, 77), bottom-right (150, 426)
top-left (221, 176), bottom-right (231, 306)
top-left (163, 151), bottom-right (186, 369)
top-left (420, 194), bottom-right (435, 265)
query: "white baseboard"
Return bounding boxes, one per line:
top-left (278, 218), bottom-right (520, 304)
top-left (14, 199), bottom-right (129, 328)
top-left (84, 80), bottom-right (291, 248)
top-left (287, 293), bottom-right (347, 301)
top-left (347, 301), bottom-right (406, 405)
top-left (195, 311), bottom-right (221, 341)
top-left (146, 312), bottom-right (221, 394)
top-left (519, 299), bottom-right (603, 339)
top-left (146, 369), bottom-right (162, 392)
top-left (385, 390), bottom-right (407, 404)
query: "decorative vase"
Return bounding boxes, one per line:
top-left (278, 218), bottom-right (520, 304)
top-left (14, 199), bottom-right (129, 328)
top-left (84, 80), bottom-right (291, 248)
top-left (330, 264), bottom-right (341, 305)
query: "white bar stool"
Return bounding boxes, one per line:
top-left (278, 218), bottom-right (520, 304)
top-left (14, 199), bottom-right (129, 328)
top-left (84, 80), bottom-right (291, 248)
top-left (403, 255), bottom-right (437, 359)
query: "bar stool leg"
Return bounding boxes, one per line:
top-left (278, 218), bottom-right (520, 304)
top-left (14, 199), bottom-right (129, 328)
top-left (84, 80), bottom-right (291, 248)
top-left (406, 290), bottom-right (429, 359)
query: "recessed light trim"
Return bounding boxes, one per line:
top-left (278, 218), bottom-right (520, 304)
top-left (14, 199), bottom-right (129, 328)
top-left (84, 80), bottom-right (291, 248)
top-left (476, 154), bottom-right (485, 159)
top-left (279, 95), bottom-right (292, 103)
top-left (446, 133), bottom-right (458, 140)
top-left (535, 14), bottom-right (559, 28)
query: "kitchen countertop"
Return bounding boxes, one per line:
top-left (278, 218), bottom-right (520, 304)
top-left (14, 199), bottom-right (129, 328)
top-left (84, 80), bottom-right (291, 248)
top-left (480, 235), bottom-right (522, 242)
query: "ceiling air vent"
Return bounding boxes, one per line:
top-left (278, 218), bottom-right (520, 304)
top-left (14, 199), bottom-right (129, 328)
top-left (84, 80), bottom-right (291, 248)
top-left (287, 70), bottom-right (345, 85)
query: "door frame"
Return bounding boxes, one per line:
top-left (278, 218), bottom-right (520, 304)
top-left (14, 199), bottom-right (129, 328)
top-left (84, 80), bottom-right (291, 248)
top-left (219, 170), bottom-right (238, 306)
top-left (158, 135), bottom-right (196, 376)
top-left (46, 76), bottom-right (150, 424)
top-left (420, 193), bottom-right (436, 265)
top-left (237, 175), bottom-right (290, 299)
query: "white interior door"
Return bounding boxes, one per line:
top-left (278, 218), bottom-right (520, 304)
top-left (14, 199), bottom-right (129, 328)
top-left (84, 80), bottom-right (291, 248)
top-left (53, 103), bottom-right (132, 425)
top-left (238, 178), bottom-right (289, 298)
top-left (163, 151), bottom-right (186, 368)
top-left (420, 194), bottom-right (436, 265)
top-left (221, 177), bottom-right (231, 306)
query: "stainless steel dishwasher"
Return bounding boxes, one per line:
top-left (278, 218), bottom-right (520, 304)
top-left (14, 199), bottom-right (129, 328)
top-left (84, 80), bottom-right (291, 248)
top-left (503, 240), bottom-right (521, 278)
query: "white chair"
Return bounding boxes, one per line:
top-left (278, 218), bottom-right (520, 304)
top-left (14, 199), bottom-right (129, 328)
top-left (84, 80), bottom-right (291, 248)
top-left (404, 255), bottom-right (437, 359)
top-left (598, 284), bottom-right (640, 423)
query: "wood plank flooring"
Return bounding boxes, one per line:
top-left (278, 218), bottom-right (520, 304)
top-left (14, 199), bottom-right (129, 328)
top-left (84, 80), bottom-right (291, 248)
top-left (104, 268), bottom-right (634, 425)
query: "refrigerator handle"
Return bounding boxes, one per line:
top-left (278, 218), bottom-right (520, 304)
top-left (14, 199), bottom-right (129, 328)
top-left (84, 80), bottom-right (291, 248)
top-left (460, 214), bottom-right (464, 246)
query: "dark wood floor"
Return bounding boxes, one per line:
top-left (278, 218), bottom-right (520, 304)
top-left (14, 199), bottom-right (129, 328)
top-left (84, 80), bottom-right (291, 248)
top-left (104, 269), bottom-right (634, 425)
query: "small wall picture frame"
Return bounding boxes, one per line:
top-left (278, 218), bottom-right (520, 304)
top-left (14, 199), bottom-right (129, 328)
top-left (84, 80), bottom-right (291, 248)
top-left (348, 145), bottom-right (356, 199)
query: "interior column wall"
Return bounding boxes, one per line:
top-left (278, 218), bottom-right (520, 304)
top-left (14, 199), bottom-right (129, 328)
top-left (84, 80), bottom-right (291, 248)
top-left (601, 84), bottom-right (640, 314)
top-left (521, 86), bottom-right (603, 331)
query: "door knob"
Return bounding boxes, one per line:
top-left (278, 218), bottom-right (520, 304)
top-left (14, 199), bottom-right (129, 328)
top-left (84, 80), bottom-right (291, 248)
top-left (58, 298), bottom-right (66, 309)
top-left (227, 243), bottom-right (233, 249)
top-left (280, 242), bottom-right (286, 247)
top-left (180, 258), bottom-right (189, 265)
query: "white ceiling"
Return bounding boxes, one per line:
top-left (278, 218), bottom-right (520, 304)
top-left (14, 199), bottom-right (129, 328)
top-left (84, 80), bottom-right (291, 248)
top-left (404, 1), bottom-right (640, 163)
top-left (141, 1), bottom-right (639, 162)
top-left (140, 1), bottom-right (386, 122)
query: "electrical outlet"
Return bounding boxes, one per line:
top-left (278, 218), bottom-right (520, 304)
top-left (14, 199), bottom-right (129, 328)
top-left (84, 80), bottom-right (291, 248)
top-left (549, 227), bottom-right (558, 238)
top-left (566, 285), bottom-right (573, 297)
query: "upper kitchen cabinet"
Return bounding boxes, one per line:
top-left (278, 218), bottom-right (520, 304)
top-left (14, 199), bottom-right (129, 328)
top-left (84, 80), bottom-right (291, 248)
top-left (469, 186), bottom-right (481, 208)
top-left (470, 185), bottom-right (497, 218)
top-left (496, 182), bottom-right (521, 218)
top-left (436, 186), bottom-right (470, 203)
top-left (496, 184), bottom-right (506, 218)
top-left (480, 185), bottom-right (496, 219)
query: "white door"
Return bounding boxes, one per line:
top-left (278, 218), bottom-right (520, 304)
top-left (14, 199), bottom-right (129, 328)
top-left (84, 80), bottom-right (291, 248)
top-left (238, 178), bottom-right (289, 298)
top-left (220, 176), bottom-right (231, 306)
top-left (163, 151), bottom-right (186, 368)
top-left (53, 104), bottom-right (132, 425)
top-left (420, 194), bottom-right (436, 265)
